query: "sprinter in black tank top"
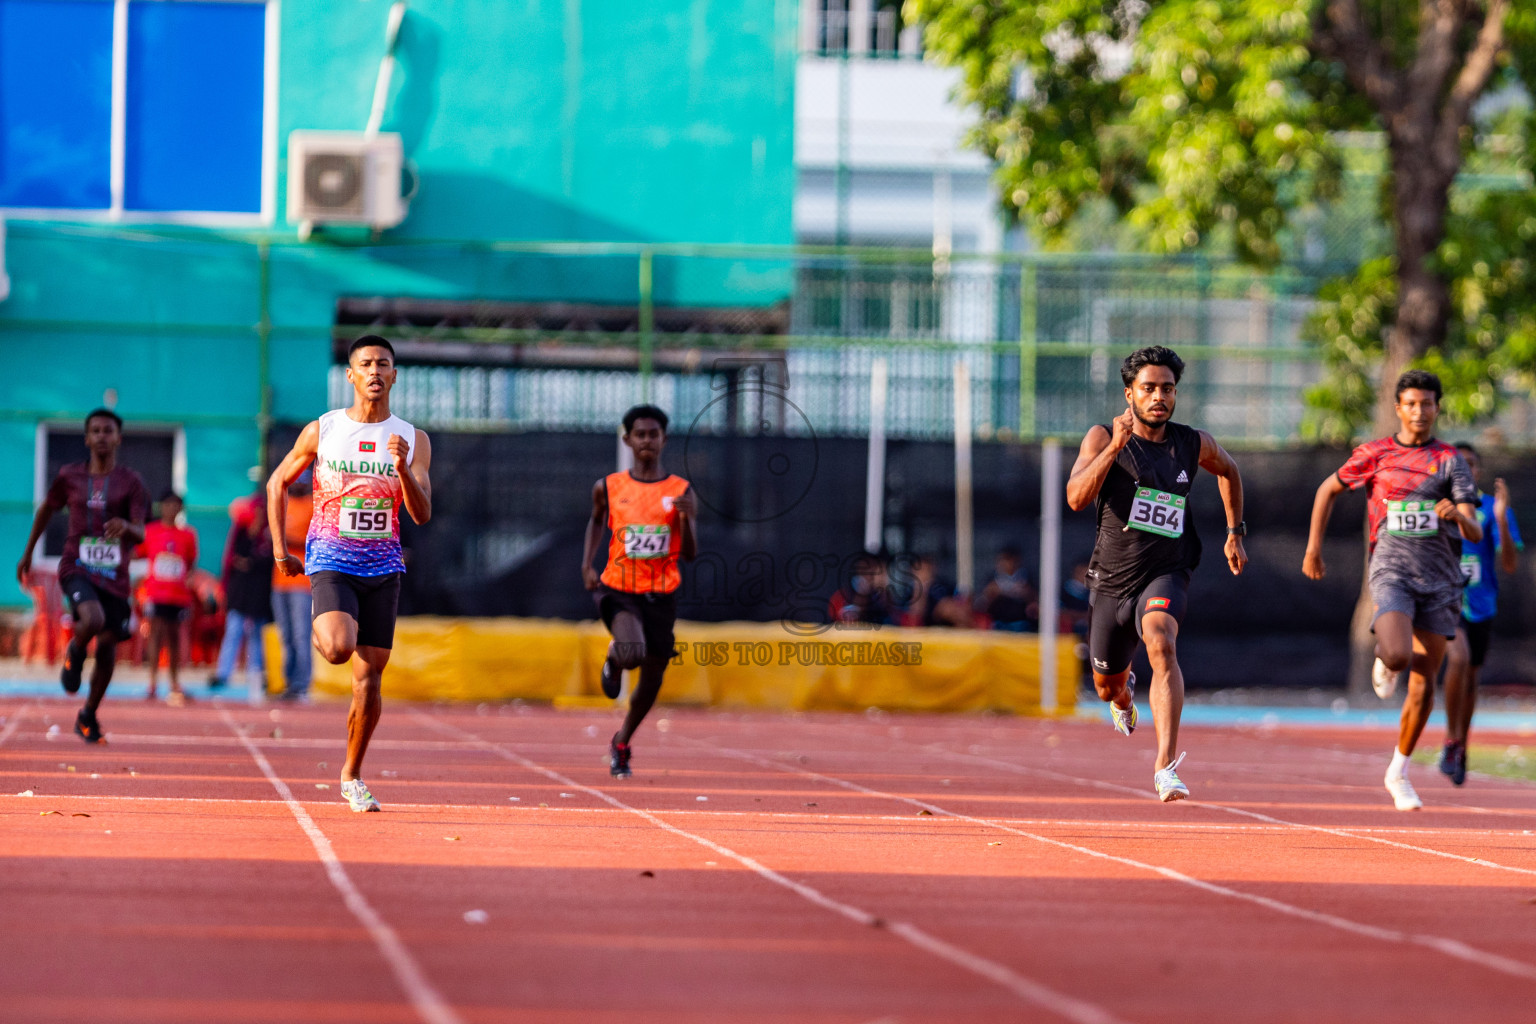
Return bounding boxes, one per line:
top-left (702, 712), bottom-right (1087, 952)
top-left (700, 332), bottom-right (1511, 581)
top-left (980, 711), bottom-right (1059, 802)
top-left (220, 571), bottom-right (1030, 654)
top-left (1066, 346), bottom-right (1249, 802)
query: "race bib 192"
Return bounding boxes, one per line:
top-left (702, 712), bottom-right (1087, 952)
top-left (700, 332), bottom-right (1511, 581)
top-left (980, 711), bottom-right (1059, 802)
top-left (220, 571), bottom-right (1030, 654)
top-left (78, 536), bottom-right (121, 571)
top-left (1127, 488), bottom-right (1186, 538)
top-left (339, 497), bottom-right (395, 540)
top-left (1385, 500), bottom-right (1439, 537)
top-left (1461, 553), bottom-right (1482, 586)
top-left (622, 524), bottom-right (671, 560)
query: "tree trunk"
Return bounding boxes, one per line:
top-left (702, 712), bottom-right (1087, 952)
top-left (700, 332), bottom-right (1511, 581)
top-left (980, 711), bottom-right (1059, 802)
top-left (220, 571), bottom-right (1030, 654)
top-left (1348, 134), bottom-right (1456, 701)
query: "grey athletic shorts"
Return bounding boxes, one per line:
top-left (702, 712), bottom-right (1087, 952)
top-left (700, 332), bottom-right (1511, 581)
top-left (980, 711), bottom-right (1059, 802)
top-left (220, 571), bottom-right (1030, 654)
top-left (1369, 576), bottom-right (1460, 639)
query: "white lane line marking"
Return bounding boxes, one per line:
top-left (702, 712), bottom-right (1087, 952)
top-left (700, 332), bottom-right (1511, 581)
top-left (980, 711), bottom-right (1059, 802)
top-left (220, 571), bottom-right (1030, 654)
top-left (930, 746), bottom-right (1536, 879)
top-left (412, 711), bottom-right (1133, 1024)
top-left (691, 737), bottom-right (1536, 985)
top-left (219, 710), bottom-right (461, 1024)
top-left (0, 706), bottom-right (27, 748)
top-left (2, 791), bottom-right (1530, 838)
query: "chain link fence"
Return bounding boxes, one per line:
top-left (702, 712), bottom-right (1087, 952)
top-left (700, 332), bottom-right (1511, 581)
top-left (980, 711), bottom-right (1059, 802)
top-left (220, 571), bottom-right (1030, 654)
top-left (324, 243), bottom-right (1328, 445)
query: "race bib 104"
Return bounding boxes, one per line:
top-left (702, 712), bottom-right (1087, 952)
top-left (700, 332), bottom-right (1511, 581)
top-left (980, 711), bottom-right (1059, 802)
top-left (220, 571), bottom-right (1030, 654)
top-left (1385, 500), bottom-right (1439, 537)
top-left (1461, 553), bottom-right (1483, 586)
top-left (78, 536), bottom-right (121, 571)
top-left (622, 524), bottom-right (671, 560)
top-left (339, 497), bottom-right (395, 540)
top-left (1127, 488), bottom-right (1186, 538)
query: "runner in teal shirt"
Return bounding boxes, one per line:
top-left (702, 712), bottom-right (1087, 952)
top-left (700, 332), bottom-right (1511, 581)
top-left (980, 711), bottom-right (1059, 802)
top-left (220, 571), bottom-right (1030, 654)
top-left (1440, 443), bottom-right (1522, 785)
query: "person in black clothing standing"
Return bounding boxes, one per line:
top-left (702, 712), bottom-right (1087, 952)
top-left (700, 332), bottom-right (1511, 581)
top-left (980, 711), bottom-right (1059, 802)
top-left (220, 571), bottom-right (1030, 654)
top-left (1066, 347), bottom-right (1248, 801)
top-left (212, 493), bottom-right (274, 700)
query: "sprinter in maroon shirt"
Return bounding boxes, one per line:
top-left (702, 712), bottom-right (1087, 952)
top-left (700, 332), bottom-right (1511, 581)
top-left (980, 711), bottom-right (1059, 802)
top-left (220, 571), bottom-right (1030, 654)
top-left (16, 409), bottom-right (148, 742)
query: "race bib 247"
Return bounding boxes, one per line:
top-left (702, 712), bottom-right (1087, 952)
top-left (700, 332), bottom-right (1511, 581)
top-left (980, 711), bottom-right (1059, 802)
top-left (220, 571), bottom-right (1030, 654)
top-left (622, 524), bottom-right (671, 560)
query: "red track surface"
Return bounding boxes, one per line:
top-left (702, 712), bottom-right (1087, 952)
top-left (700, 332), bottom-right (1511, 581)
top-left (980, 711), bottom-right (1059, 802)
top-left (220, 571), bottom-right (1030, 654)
top-left (3, 696), bottom-right (1535, 1023)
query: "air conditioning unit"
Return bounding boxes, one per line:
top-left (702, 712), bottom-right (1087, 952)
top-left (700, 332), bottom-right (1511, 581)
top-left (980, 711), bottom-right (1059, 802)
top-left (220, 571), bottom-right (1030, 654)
top-left (287, 131), bottom-right (408, 240)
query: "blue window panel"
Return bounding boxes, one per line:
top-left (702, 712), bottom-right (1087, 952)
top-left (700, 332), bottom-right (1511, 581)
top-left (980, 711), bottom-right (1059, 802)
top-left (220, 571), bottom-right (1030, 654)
top-left (125, 1), bottom-right (265, 213)
top-left (0, 0), bottom-right (113, 209)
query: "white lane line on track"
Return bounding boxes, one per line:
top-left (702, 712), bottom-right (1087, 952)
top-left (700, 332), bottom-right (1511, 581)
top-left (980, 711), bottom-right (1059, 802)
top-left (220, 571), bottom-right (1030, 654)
top-left (411, 711), bottom-right (1133, 1024)
top-left (2, 791), bottom-right (1530, 839)
top-left (0, 706), bottom-right (27, 748)
top-left (928, 746), bottom-right (1536, 880)
top-left (690, 736), bottom-right (1536, 985)
top-left (219, 710), bottom-right (462, 1024)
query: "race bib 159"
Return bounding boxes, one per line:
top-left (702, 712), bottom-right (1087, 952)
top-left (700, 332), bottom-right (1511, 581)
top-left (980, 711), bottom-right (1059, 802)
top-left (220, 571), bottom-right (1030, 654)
top-left (340, 497), bottom-right (395, 540)
top-left (1127, 488), bottom-right (1186, 538)
top-left (1385, 500), bottom-right (1439, 537)
top-left (78, 537), bottom-right (121, 571)
top-left (622, 524), bottom-right (670, 559)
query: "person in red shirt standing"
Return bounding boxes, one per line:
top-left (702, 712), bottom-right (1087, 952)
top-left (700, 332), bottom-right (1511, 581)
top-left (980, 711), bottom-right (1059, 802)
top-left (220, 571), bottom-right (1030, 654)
top-left (138, 491), bottom-right (198, 705)
top-left (15, 409), bottom-right (149, 743)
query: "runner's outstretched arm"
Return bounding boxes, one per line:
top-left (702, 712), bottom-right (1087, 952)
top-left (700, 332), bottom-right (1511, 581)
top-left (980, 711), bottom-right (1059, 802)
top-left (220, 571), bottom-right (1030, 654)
top-left (390, 429), bottom-right (432, 525)
top-left (1302, 474), bottom-right (1347, 580)
top-left (267, 420), bottom-right (319, 576)
top-left (1495, 479), bottom-right (1519, 574)
top-left (676, 486), bottom-right (698, 561)
top-left (1197, 431), bottom-right (1247, 575)
top-left (1437, 498), bottom-right (1482, 544)
top-left (1066, 410), bottom-right (1134, 511)
top-left (581, 480), bottom-right (608, 590)
top-left (14, 499), bottom-right (59, 584)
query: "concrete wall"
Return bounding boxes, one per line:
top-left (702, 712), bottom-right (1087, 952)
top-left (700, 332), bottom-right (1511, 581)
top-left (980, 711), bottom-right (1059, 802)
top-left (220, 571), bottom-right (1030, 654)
top-left (0, 0), bottom-right (798, 607)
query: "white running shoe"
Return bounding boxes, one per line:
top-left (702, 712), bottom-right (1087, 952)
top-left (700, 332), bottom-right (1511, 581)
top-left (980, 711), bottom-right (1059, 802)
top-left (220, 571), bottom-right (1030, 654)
top-left (1109, 673), bottom-right (1138, 737)
top-left (1372, 658), bottom-right (1400, 699)
top-left (1154, 752), bottom-right (1190, 802)
top-left (1384, 771), bottom-right (1422, 811)
top-left (341, 779), bottom-right (381, 812)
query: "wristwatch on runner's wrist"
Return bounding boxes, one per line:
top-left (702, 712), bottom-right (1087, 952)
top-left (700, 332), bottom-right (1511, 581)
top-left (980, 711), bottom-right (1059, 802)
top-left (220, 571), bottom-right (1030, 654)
top-left (1226, 522), bottom-right (1247, 536)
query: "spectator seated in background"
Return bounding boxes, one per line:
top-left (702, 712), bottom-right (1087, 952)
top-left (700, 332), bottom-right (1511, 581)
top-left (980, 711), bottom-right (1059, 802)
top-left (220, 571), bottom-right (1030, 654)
top-left (894, 554), bottom-right (973, 628)
top-left (1061, 560), bottom-right (1092, 638)
top-left (186, 567), bottom-right (225, 667)
top-left (978, 545), bottom-right (1038, 631)
top-left (828, 553), bottom-right (895, 627)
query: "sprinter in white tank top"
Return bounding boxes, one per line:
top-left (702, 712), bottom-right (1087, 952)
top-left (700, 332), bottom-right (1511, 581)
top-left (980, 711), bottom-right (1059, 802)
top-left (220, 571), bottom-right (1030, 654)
top-left (265, 336), bottom-right (433, 812)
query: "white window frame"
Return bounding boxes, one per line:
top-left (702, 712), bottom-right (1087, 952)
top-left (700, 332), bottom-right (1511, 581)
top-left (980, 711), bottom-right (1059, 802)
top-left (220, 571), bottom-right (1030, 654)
top-left (31, 419), bottom-right (187, 570)
top-left (0, 0), bottom-right (280, 227)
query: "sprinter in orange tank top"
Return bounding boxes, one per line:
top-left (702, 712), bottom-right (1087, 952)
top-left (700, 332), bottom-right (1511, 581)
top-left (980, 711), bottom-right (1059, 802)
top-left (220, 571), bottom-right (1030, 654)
top-left (582, 405), bottom-right (697, 778)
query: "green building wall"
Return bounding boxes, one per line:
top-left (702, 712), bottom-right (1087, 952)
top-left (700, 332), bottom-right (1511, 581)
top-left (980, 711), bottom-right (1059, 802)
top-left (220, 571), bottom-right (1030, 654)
top-left (0, 0), bottom-right (797, 606)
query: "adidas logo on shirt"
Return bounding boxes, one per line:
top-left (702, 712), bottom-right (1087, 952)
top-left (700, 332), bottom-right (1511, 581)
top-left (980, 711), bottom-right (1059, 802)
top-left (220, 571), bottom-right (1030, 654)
top-left (1176, 470), bottom-right (1189, 483)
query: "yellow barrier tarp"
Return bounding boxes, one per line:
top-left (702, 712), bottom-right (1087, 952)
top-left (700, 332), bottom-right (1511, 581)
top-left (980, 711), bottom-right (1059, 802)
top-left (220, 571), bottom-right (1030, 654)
top-left (269, 618), bottom-right (1079, 714)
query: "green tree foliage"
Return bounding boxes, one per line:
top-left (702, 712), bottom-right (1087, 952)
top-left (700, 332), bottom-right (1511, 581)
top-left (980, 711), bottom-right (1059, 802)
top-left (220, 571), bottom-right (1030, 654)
top-left (910, 0), bottom-right (1533, 438)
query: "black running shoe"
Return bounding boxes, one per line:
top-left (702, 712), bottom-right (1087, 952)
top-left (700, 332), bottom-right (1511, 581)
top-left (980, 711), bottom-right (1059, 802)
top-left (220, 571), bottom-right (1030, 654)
top-left (60, 646), bottom-right (84, 695)
top-left (609, 734), bottom-right (632, 778)
top-left (74, 709), bottom-right (103, 744)
top-left (1439, 741), bottom-right (1468, 786)
top-left (600, 657), bottom-right (621, 700)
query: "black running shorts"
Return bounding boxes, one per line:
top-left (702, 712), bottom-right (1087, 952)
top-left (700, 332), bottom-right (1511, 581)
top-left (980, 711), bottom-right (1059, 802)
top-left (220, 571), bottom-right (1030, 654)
top-left (596, 587), bottom-right (678, 662)
top-left (147, 602), bottom-right (189, 624)
top-left (1460, 615), bottom-right (1493, 669)
top-left (60, 573), bottom-right (134, 642)
top-left (1087, 571), bottom-right (1190, 677)
top-left (311, 570), bottom-right (401, 650)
